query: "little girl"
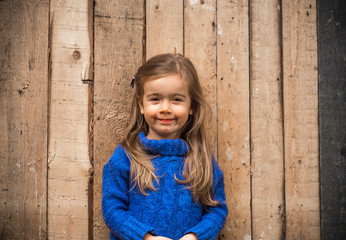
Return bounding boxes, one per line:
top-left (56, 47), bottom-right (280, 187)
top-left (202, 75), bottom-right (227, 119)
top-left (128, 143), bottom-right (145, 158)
top-left (102, 53), bottom-right (228, 240)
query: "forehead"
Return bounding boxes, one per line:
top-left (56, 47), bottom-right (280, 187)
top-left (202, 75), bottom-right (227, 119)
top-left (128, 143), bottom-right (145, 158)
top-left (143, 75), bottom-right (190, 95)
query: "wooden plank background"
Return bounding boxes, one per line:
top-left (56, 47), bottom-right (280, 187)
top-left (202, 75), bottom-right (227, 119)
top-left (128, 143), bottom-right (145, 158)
top-left (250, 1), bottom-right (284, 238)
top-left (217, 1), bottom-right (251, 239)
top-left (2, 0), bottom-right (339, 239)
top-left (93, 0), bottom-right (144, 239)
top-left (48, 0), bottom-right (92, 239)
top-left (0, 0), bottom-right (49, 239)
top-left (283, 1), bottom-right (320, 239)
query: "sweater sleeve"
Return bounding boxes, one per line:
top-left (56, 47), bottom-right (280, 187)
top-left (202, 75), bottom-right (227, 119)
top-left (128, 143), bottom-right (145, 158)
top-left (184, 157), bottom-right (228, 240)
top-left (102, 145), bottom-right (155, 240)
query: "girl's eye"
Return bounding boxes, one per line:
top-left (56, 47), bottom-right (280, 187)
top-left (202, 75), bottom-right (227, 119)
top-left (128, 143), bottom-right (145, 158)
top-left (150, 97), bottom-right (160, 102)
top-left (173, 98), bottom-right (183, 102)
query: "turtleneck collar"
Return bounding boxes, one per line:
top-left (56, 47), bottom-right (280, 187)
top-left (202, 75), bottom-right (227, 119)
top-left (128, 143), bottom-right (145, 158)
top-left (139, 132), bottom-right (189, 156)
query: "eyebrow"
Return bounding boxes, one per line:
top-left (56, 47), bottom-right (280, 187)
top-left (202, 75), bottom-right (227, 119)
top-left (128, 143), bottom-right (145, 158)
top-left (145, 93), bottom-right (187, 98)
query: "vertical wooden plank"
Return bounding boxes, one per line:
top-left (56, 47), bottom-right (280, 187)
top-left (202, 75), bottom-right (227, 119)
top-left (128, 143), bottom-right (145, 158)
top-left (217, 0), bottom-right (252, 239)
top-left (48, 0), bottom-right (92, 238)
top-left (184, 0), bottom-right (217, 156)
top-left (282, 1), bottom-right (320, 239)
top-left (93, 0), bottom-right (144, 239)
top-left (0, 0), bottom-right (49, 239)
top-left (250, 0), bottom-right (284, 239)
top-left (318, 0), bottom-right (346, 239)
top-left (146, 0), bottom-right (183, 58)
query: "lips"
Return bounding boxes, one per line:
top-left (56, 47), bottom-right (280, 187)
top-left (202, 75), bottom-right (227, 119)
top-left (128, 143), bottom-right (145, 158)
top-left (158, 119), bottom-right (173, 124)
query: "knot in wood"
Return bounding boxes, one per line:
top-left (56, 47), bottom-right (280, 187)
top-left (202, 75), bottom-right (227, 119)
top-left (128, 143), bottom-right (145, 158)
top-left (73, 50), bottom-right (81, 60)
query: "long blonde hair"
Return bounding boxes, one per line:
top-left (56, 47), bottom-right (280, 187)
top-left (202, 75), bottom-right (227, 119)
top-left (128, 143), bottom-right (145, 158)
top-left (122, 53), bottom-right (218, 206)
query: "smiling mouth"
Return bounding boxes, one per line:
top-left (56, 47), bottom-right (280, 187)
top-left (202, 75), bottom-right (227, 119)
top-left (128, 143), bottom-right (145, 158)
top-left (158, 119), bottom-right (173, 124)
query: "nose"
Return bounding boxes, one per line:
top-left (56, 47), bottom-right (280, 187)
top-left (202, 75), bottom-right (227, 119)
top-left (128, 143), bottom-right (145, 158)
top-left (160, 100), bottom-right (171, 113)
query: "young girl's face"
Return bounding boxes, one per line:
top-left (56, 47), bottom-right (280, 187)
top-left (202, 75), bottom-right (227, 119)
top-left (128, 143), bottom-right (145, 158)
top-left (139, 74), bottom-right (192, 140)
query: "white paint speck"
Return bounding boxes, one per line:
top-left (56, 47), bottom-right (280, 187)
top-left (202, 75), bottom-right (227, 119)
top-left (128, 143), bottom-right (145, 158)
top-left (16, 163), bottom-right (20, 168)
top-left (231, 56), bottom-right (239, 69)
top-left (217, 24), bottom-right (223, 36)
top-left (222, 121), bottom-right (229, 132)
top-left (190, 0), bottom-right (199, 5)
top-left (202, 5), bottom-right (215, 11)
top-left (226, 147), bottom-right (233, 161)
top-left (244, 235), bottom-right (251, 240)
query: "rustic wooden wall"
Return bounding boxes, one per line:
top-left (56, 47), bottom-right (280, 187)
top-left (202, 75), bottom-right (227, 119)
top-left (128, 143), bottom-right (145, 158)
top-left (93, 0), bottom-right (320, 239)
top-left (0, 0), bottom-right (49, 239)
top-left (48, 0), bottom-right (93, 239)
top-left (283, 1), bottom-right (320, 239)
top-left (0, 0), bottom-right (332, 239)
top-left (217, 1), bottom-right (251, 239)
top-left (250, 1), bottom-right (284, 238)
top-left (93, 0), bottom-right (144, 238)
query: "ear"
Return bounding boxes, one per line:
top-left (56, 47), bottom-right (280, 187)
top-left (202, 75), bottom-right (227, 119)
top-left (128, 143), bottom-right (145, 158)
top-left (189, 108), bottom-right (193, 115)
top-left (137, 97), bottom-right (144, 114)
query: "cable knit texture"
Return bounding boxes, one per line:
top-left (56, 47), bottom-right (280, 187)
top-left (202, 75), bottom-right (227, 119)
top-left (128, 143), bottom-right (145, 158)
top-left (102, 132), bottom-right (228, 240)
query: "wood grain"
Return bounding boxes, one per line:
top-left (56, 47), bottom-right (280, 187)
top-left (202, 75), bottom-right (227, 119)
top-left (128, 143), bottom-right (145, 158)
top-left (250, 0), bottom-right (284, 239)
top-left (93, 0), bottom-right (145, 239)
top-left (146, 0), bottom-right (183, 58)
top-left (48, 0), bottom-right (92, 238)
top-left (0, 1), bottom-right (334, 239)
top-left (0, 0), bottom-right (49, 239)
top-left (217, 0), bottom-right (252, 239)
top-left (184, 0), bottom-right (217, 156)
top-left (283, 1), bottom-right (320, 239)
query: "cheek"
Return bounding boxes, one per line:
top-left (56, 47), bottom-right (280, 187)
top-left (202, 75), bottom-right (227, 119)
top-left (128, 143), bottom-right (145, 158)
top-left (142, 104), bottom-right (158, 116)
top-left (175, 106), bottom-right (191, 120)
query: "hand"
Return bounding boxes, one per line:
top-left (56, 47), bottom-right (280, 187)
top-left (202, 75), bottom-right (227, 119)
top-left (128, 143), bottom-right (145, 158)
top-left (144, 233), bottom-right (173, 240)
top-left (179, 233), bottom-right (198, 240)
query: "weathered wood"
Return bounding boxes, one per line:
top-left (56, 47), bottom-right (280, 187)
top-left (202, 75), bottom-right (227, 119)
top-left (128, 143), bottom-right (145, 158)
top-left (217, 0), bottom-right (252, 239)
top-left (48, 0), bottom-right (92, 239)
top-left (93, 0), bottom-right (145, 239)
top-left (318, 0), bottom-right (346, 239)
top-left (250, 0), bottom-right (284, 239)
top-left (282, 1), bottom-right (320, 239)
top-left (184, 0), bottom-right (217, 158)
top-left (146, 0), bottom-right (183, 58)
top-left (1, 0), bottom-right (341, 239)
top-left (0, 0), bottom-right (49, 239)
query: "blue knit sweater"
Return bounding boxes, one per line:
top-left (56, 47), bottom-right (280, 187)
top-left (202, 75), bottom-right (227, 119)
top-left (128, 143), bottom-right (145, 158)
top-left (102, 132), bottom-right (228, 240)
